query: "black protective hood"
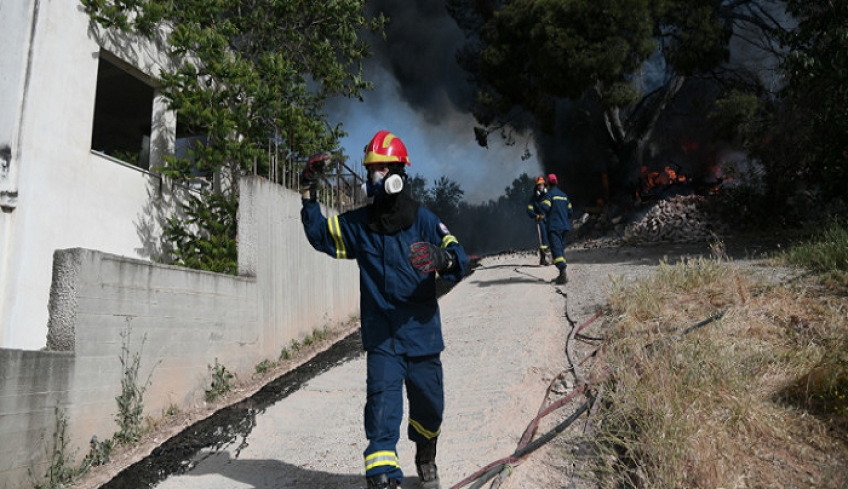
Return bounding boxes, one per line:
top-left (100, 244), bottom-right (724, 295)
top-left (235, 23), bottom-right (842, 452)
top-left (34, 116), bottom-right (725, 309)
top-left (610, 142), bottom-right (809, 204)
top-left (367, 186), bottom-right (420, 234)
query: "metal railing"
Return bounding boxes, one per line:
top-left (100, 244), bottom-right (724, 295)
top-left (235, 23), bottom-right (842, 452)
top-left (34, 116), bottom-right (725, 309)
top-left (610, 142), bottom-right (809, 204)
top-left (257, 152), bottom-right (367, 213)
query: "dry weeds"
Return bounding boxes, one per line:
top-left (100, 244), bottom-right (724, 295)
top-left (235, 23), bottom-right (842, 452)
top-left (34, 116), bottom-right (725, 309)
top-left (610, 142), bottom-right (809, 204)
top-left (591, 247), bottom-right (848, 488)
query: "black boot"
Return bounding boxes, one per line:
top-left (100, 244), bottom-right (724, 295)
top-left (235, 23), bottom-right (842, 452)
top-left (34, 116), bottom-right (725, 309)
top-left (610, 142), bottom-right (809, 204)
top-left (554, 267), bottom-right (568, 285)
top-left (415, 438), bottom-right (441, 489)
top-left (539, 248), bottom-right (549, 266)
top-left (367, 473), bottom-right (400, 489)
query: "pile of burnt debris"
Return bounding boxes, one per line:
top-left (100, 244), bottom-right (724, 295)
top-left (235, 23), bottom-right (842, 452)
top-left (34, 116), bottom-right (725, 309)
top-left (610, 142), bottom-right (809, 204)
top-left (573, 192), bottom-right (847, 251)
top-left (622, 195), bottom-right (728, 243)
top-left (572, 195), bottom-right (728, 246)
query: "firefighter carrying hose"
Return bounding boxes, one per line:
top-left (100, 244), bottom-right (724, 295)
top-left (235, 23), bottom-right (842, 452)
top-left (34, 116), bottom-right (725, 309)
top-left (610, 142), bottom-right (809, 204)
top-left (300, 130), bottom-right (469, 489)
top-left (526, 175), bottom-right (551, 266)
top-left (540, 173), bottom-right (573, 284)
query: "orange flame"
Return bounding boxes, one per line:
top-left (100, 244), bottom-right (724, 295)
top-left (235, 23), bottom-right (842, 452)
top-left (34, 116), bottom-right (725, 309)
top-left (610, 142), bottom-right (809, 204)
top-left (640, 165), bottom-right (687, 193)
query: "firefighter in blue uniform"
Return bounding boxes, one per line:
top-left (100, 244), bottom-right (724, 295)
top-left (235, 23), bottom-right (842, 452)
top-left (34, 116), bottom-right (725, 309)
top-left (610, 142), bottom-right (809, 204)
top-left (539, 173), bottom-right (573, 284)
top-left (526, 175), bottom-right (550, 265)
top-left (300, 130), bottom-right (468, 489)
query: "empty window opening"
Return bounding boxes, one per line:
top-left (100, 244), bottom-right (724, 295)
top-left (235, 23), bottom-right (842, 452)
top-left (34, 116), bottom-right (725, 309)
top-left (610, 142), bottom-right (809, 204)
top-left (175, 119), bottom-right (212, 190)
top-left (91, 53), bottom-right (154, 170)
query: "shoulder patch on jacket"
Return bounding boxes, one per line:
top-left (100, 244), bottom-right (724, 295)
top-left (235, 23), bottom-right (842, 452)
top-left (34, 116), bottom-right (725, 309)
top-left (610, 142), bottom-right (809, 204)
top-left (438, 222), bottom-right (451, 236)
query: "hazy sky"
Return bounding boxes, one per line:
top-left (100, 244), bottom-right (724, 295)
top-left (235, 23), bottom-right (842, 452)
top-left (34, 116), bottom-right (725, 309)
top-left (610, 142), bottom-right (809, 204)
top-left (327, 1), bottom-right (543, 204)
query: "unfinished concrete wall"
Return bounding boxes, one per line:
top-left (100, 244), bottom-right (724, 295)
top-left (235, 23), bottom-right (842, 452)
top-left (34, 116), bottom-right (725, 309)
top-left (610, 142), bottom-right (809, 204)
top-left (0, 248), bottom-right (258, 489)
top-left (0, 179), bottom-right (360, 488)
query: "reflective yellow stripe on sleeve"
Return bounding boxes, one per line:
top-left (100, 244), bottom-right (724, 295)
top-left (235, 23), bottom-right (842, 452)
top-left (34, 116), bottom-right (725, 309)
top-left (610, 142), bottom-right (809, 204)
top-left (440, 234), bottom-right (458, 249)
top-left (328, 216), bottom-right (347, 259)
top-left (364, 451), bottom-right (400, 471)
top-left (409, 418), bottom-right (440, 440)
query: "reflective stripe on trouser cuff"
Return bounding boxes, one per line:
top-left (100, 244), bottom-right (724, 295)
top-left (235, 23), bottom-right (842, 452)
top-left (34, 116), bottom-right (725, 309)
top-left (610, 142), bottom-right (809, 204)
top-left (409, 418), bottom-right (440, 440)
top-left (553, 257), bottom-right (566, 265)
top-left (540, 245), bottom-right (549, 250)
top-left (365, 451), bottom-right (400, 472)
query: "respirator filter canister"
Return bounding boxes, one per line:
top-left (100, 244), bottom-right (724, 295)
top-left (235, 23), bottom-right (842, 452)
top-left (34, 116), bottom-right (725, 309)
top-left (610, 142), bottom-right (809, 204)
top-left (383, 174), bottom-right (403, 195)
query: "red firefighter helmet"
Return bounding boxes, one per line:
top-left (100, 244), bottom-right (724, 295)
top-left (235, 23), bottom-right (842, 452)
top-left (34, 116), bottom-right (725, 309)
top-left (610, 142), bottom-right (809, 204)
top-left (535, 176), bottom-right (546, 185)
top-left (364, 130), bottom-right (411, 166)
top-left (547, 173), bottom-right (558, 185)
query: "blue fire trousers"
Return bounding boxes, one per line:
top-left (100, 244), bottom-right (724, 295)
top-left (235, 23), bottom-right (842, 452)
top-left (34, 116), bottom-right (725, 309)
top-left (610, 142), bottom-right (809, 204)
top-left (363, 351), bottom-right (444, 483)
top-left (548, 229), bottom-right (569, 271)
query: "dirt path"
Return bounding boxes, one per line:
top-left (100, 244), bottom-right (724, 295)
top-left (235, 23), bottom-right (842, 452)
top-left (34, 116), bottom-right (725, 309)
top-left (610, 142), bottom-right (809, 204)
top-left (79, 239), bottom-right (782, 489)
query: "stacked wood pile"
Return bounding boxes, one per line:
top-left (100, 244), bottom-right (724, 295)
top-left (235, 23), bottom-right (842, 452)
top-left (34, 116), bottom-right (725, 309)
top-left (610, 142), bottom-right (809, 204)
top-left (624, 195), bottom-right (725, 244)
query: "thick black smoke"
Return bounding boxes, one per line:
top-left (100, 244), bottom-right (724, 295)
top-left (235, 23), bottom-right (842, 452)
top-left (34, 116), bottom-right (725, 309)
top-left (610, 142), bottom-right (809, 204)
top-left (363, 1), bottom-right (476, 123)
top-left (351, 2), bottom-right (575, 253)
top-left (359, 1), bottom-right (605, 205)
top-left (356, 2), bottom-right (780, 211)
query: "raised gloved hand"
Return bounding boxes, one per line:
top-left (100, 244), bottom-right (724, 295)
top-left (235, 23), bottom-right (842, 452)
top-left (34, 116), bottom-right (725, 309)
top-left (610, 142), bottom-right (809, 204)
top-left (409, 242), bottom-right (454, 274)
top-left (300, 152), bottom-right (331, 200)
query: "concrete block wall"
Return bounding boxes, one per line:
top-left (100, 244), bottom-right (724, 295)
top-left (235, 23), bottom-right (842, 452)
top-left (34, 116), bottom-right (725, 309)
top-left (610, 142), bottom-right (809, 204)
top-left (0, 178), bottom-right (360, 488)
top-left (0, 349), bottom-right (75, 489)
top-left (50, 248), bottom-right (260, 439)
top-left (239, 177), bottom-right (362, 357)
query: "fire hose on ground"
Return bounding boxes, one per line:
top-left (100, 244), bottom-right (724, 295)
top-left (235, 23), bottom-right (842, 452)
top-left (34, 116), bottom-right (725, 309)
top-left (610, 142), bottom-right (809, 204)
top-left (448, 289), bottom-right (603, 489)
top-left (451, 262), bottom-right (813, 489)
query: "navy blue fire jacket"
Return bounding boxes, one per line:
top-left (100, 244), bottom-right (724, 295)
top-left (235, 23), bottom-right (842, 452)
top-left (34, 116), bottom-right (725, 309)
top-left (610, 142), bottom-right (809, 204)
top-left (526, 191), bottom-right (546, 220)
top-left (540, 186), bottom-right (574, 232)
top-left (301, 199), bottom-right (468, 356)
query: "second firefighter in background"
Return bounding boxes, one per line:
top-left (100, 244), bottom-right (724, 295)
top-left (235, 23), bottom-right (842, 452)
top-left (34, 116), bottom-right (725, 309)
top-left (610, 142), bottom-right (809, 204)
top-left (540, 173), bottom-right (573, 284)
top-left (526, 175), bottom-right (550, 266)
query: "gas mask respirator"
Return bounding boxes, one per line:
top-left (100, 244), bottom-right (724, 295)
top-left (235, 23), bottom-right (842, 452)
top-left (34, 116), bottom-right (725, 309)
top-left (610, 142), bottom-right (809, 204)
top-left (364, 170), bottom-right (404, 199)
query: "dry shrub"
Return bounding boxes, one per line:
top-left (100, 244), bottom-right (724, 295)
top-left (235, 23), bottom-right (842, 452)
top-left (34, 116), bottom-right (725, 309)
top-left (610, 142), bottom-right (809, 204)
top-left (593, 252), bottom-right (848, 488)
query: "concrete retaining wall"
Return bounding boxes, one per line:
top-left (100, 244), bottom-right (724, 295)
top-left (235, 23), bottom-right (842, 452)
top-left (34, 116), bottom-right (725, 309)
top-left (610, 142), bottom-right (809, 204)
top-left (0, 177), bottom-right (360, 488)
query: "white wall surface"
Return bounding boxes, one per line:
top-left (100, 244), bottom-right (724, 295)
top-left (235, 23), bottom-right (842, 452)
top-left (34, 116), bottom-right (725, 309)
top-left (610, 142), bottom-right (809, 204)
top-left (0, 0), bottom-right (177, 348)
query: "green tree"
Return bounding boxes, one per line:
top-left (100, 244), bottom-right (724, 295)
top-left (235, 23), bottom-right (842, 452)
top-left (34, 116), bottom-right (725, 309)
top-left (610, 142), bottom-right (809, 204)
top-left (448, 0), bottom-right (785, 196)
top-left (407, 174), bottom-right (465, 227)
top-left (502, 173), bottom-right (536, 211)
top-left (452, 173), bottom-right (539, 254)
top-left (709, 1), bottom-right (848, 217)
top-left (81, 0), bottom-right (386, 272)
top-left (406, 174), bottom-right (430, 203)
top-left (780, 0), bottom-right (848, 201)
top-left (162, 191), bottom-right (239, 274)
top-left (427, 176), bottom-right (465, 226)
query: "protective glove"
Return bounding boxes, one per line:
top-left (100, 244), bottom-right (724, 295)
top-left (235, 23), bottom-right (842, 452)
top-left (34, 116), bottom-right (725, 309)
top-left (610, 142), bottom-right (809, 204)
top-left (300, 152), bottom-right (330, 200)
top-left (535, 214), bottom-right (543, 221)
top-left (408, 242), bottom-right (454, 274)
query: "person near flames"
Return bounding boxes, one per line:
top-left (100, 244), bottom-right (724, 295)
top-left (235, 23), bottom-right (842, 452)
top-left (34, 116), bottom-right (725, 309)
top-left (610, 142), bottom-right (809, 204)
top-left (526, 175), bottom-right (551, 265)
top-left (539, 173), bottom-right (573, 284)
top-left (299, 130), bottom-right (469, 489)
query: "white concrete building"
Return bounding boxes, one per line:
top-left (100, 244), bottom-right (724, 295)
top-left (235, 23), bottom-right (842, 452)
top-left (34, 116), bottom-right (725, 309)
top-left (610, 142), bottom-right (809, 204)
top-left (0, 5), bottom-right (365, 485)
top-left (1, 0), bottom-right (186, 349)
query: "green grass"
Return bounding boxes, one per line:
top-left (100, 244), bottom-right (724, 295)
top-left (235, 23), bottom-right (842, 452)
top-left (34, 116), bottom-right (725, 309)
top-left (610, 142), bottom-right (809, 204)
top-left (778, 219), bottom-right (848, 286)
